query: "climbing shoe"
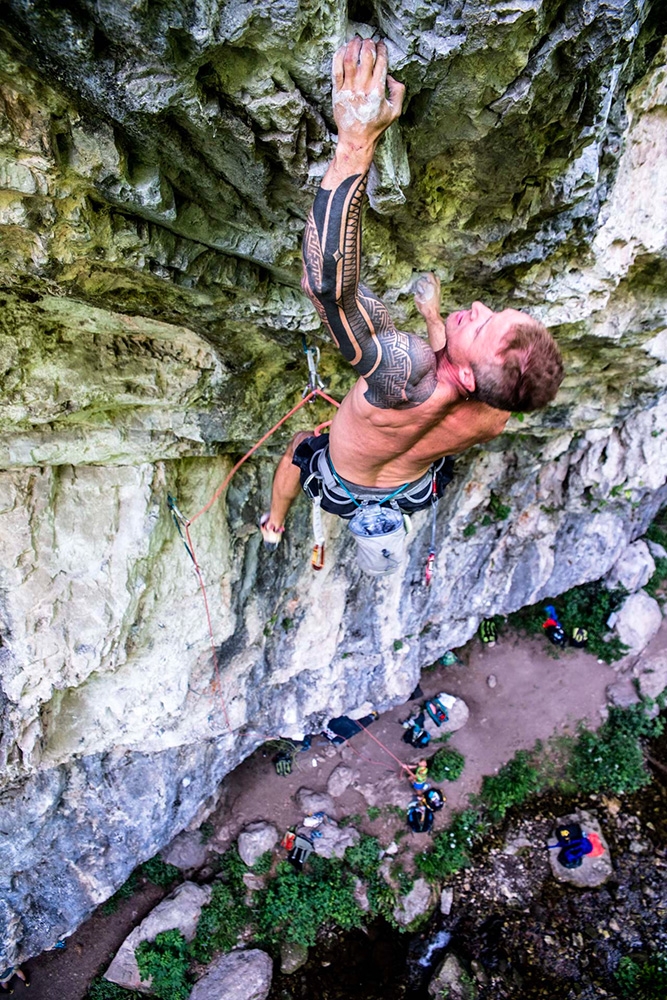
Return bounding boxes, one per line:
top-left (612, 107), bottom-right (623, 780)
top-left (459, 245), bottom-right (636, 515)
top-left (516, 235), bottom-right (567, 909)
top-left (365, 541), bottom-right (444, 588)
top-left (260, 513), bottom-right (284, 551)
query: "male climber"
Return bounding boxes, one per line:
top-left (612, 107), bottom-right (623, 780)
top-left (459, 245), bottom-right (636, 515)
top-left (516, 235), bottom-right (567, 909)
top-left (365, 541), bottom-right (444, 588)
top-left (260, 36), bottom-right (563, 548)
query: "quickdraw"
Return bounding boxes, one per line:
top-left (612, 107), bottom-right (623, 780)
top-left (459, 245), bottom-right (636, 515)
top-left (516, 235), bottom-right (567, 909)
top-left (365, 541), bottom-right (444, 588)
top-left (425, 468), bottom-right (439, 585)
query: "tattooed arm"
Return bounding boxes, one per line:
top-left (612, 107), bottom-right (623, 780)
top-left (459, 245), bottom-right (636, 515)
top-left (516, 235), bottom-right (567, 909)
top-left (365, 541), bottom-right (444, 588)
top-left (300, 37), bottom-right (437, 410)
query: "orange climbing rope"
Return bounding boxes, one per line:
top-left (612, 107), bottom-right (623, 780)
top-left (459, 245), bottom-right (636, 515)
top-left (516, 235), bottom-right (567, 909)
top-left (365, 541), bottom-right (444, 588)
top-left (355, 717), bottom-right (417, 779)
top-left (169, 379), bottom-right (340, 732)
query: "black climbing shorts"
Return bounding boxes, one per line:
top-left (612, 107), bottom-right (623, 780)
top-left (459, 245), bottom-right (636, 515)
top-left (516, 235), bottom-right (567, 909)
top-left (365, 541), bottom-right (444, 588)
top-left (292, 433), bottom-right (455, 519)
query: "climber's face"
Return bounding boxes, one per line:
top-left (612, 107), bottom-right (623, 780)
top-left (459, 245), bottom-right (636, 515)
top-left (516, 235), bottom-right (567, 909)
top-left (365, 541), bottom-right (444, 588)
top-left (444, 302), bottom-right (528, 392)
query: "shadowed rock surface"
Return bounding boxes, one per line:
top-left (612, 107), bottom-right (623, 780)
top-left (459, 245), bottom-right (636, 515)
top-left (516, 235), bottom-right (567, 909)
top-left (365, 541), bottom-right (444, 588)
top-left (0, 0), bottom-right (666, 964)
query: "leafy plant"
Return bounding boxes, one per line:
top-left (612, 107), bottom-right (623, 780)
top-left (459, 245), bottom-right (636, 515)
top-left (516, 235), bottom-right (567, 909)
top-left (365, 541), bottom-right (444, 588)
top-left (252, 850), bottom-right (274, 875)
top-left (428, 746), bottom-right (465, 783)
top-left (191, 847), bottom-right (252, 961)
top-left (345, 835), bottom-right (382, 879)
top-left (479, 750), bottom-right (542, 822)
top-left (367, 805), bottom-right (382, 821)
top-left (488, 491), bottom-right (511, 520)
top-left (141, 856), bottom-right (181, 888)
top-left (507, 580), bottom-right (629, 662)
top-left (199, 822), bottom-right (214, 844)
top-left (415, 809), bottom-right (486, 881)
top-left (570, 702), bottom-right (664, 795)
top-left (255, 856), bottom-right (361, 948)
top-left (135, 929), bottom-right (191, 1000)
top-left (615, 951), bottom-right (667, 999)
top-left (86, 978), bottom-right (141, 1000)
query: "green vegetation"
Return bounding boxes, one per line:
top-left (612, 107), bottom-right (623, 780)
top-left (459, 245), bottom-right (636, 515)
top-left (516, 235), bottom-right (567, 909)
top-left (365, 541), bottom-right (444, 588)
top-left (140, 856), bottom-right (181, 888)
top-left (86, 979), bottom-right (140, 1000)
top-left (251, 850), bottom-right (274, 875)
top-left (339, 813), bottom-right (363, 826)
top-left (615, 951), bottom-right (667, 999)
top-left (199, 822), bottom-right (214, 844)
top-left (416, 809), bottom-right (487, 881)
top-left (102, 854), bottom-right (180, 914)
top-left (135, 930), bottom-right (191, 1000)
top-left (488, 491), bottom-right (511, 521)
top-left (507, 580), bottom-right (629, 662)
top-left (570, 702), bottom-right (664, 795)
top-left (479, 750), bottom-right (542, 822)
top-left (367, 805), bottom-right (382, 821)
top-left (191, 848), bottom-right (251, 961)
top-left (256, 855), bottom-right (362, 948)
top-left (428, 745), bottom-right (465, 783)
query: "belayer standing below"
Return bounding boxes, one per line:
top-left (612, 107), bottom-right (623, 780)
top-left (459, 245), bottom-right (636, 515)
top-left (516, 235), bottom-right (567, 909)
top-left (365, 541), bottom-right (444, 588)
top-left (261, 37), bottom-right (563, 557)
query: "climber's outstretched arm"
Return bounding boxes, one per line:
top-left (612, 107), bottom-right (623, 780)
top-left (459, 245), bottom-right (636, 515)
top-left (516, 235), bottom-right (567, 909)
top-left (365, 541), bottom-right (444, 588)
top-left (301, 38), bottom-right (437, 410)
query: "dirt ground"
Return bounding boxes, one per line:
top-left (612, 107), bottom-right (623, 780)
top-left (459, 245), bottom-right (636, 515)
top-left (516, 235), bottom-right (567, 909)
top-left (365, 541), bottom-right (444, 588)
top-left (22, 620), bottom-right (667, 1000)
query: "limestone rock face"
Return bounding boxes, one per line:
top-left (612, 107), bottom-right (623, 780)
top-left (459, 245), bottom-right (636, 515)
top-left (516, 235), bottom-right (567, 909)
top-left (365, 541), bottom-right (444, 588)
top-left (0, 0), bottom-right (667, 965)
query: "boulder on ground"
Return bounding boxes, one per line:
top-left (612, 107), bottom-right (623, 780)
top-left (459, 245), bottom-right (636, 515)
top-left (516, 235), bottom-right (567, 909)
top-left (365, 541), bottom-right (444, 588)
top-left (295, 787), bottom-right (335, 817)
top-left (606, 677), bottom-right (641, 709)
top-left (189, 948), bottom-right (273, 1000)
top-left (392, 877), bottom-right (437, 927)
top-left (105, 881), bottom-right (211, 991)
top-left (309, 819), bottom-right (360, 859)
top-left (647, 539), bottom-right (667, 561)
top-left (280, 941), bottom-right (308, 975)
top-left (423, 696), bottom-right (469, 737)
top-left (428, 953), bottom-right (475, 999)
top-left (614, 590), bottom-right (662, 655)
top-left (605, 540), bottom-right (655, 593)
top-left (547, 810), bottom-right (612, 888)
top-left (237, 822), bottom-right (279, 868)
top-left (161, 830), bottom-right (209, 871)
top-left (634, 649), bottom-right (667, 700)
top-left (326, 763), bottom-right (357, 798)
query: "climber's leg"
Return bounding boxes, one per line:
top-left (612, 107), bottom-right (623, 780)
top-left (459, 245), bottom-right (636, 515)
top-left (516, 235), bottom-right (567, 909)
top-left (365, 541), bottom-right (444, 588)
top-left (261, 430), bottom-right (313, 549)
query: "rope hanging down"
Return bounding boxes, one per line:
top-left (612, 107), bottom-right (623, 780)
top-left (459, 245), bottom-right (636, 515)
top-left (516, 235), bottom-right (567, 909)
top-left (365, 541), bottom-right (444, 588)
top-left (169, 346), bottom-right (340, 732)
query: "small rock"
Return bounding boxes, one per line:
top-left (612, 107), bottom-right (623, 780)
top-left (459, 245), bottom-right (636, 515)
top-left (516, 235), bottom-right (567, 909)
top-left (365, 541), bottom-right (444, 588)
top-left (440, 887), bottom-right (454, 915)
top-left (384, 841), bottom-right (399, 856)
top-left (647, 539), bottom-right (667, 560)
top-left (606, 677), bottom-right (641, 709)
top-left (353, 878), bottom-right (370, 912)
top-left (295, 788), bottom-right (336, 816)
top-left (429, 953), bottom-right (474, 999)
top-left (547, 810), bottom-right (613, 888)
top-left (280, 941), bottom-right (308, 975)
top-left (311, 819), bottom-right (360, 859)
top-left (487, 674), bottom-right (497, 688)
top-left (161, 830), bottom-right (209, 871)
top-left (423, 695), bottom-right (469, 737)
top-left (634, 650), bottom-right (667, 700)
top-left (189, 948), bottom-right (272, 1000)
top-left (605, 540), bottom-right (655, 593)
top-left (326, 764), bottom-right (356, 799)
top-left (105, 882), bottom-right (212, 990)
top-left (393, 877), bottom-right (436, 927)
top-left (614, 591), bottom-right (662, 655)
top-left (237, 822), bottom-right (279, 868)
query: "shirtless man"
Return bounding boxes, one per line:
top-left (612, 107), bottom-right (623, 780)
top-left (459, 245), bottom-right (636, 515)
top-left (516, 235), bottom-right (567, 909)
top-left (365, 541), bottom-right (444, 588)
top-left (261, 36), bottom-right (563, 548)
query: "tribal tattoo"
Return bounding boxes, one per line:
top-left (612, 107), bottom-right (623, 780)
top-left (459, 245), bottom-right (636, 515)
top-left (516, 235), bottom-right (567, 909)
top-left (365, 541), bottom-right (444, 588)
top-left (301, 172), bottom-right (437, 409)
